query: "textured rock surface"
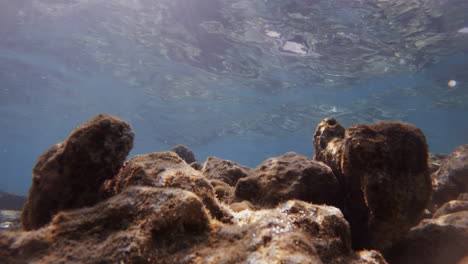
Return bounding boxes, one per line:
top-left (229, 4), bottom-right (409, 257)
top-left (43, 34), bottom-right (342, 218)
top-left (1, 187), bottom-right (211, 264)
top-left (235, 152), bottom-right (340, 209)
top-left (385, 211), bottom-right (468, 264)
top-left (201, 157), bottom-right (251, 186)
top-left (107, 151), bottom-right (233, 223)
top-left (4, 114), bottom-right (464, 263)
top-left (313, 118), bottom-right (432, 250)
top-left (209, 179), bottom-right (235, 205)
top-left (1, 190), bottom-right (388, 264)
top-left (21, 114), bottom-right (134, 231)
top-left (429, 153), bottom-right (448, 175)
top-left (0, 191), bottom-right (26, 211)
top-left (433, 200), bottom-right (468, 218)
top-left (431, 145), bottom-right (468, 210)
top-left (171, 144), bottom-right (196, 164)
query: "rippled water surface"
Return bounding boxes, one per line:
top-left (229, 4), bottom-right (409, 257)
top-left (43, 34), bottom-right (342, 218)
top-left (1, 0), bottom-right (468, 194)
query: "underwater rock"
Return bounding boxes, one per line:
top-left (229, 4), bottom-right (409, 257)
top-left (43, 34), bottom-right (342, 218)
top-left (21, 114), bottom-right (134, 231)
top-left (1, 186), bottom-right (211, 264)
top-left (0, 191), bottom-right (26, 211)
top-left (431, 144), bottom-right (468, 210)
top-left (171, 144), bottom-right (196, 164)
top-left (429, 153), bottom-right (448, 175)
top-left (201, 156), bottom-right (251, 186)
top-left (209, 179), bottom-right (235, 204)
top-left (107, 151), bottom-right (232, 223)
top-left (313, 118), bottom-right (432, 250)
top-left (0, 194), bottom-right (388, 264)
top-left (433, 199), bottom-right (468, 218)
top-left (384, 211), bottom-right (468, 264)
top-left (229, 200), bottom-right (255, 212)
top-left (235, 152), bottom-right (339, 209)
top-left (0, 210), bottom-right (21, 231)
top-left (190, 161), bottom-right (203, 170)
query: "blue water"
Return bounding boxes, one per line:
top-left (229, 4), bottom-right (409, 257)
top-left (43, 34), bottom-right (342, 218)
top-left (1, 1), bottom-right (468, 195)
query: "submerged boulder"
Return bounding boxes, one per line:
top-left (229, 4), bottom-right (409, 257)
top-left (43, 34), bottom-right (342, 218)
top-left (21, 114), bottom-right (134, 231)
top-left (201, 157), bottom-right (251, 186)
top-left (431, 144), bottom-right (468, 210)
top-left (0, 189), bottom-right (388, 264)
top-left (385, 210), bottom-right (468, 264)
top-left (209, 179), bottom-right (235, 204)
top-left (235, 152), bottom-right (340, 209)
top-left (171, 144), bottom-right (196, 164)
top-left (106, 151), bottom-right (233, 223)
top-left (1, 186), bottom-right (211, 264)
top-left (313, 118), bottom-right (432, 250)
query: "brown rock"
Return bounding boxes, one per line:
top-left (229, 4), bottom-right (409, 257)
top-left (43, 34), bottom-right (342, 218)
top-left (313, 118), bottom-right (432, 250)
top-left (385, 211), bottom-right (468, 264)
top-left (107, 151), bottom-right (232, 223)
top-left (171, 144), bottom-right (196, 163)
top-left (1, 189), bottom-right (388, 264)
top-left (350, 250), bottom-right (389, 264)
top-left (210, 179), bottom-right (235, 204)
top-left (229, 200), bottom-right (255, 212)
top-left (190, 161), bottom-right (203, 170)
top-left (235, 152), bottom-right (339, 209)
top-left (21, 114), bottom-right (134, 231)
top-left (433, 200), bottom-right (468, 218)
top-left (2, 186), bottom-right (210, 264)
top-left (201, 157), bottom-right (251, 186)
top-left (431, 145), bottom-right (468, 210)
top-left (459, 193), bottom-right (468, 201)
top-left (429, 153), bottom-right (448, 175)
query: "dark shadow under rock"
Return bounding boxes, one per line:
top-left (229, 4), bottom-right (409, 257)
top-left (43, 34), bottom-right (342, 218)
top-left (431, 144), bottom-right (468, 211)
top-left (171, 144), bottom-right (196, 164)
top-left (21, 114), bottom-right (134, 231)
top-left (384, 211), bottom-right (468, 264)
top-left (201, 157), bottom-right (251, 186)
top-left (235, 152), bottom-right (340, 209)
top-left (106, 151), bottom-right (233, 223)
top-left (313, 118), bottom-right (432, 250)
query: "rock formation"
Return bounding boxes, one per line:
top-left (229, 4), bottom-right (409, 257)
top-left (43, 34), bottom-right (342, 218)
top-left (313, 118), bottom-right (432, 250)
top-left (0, 188), bottom-right (387, 264)
top-left (106, 151), bottom-right (233, 223)
top-left (171, 144), bottom-right (197, 164)
top-left (235, 152), bottom-right (340, 209)
top-left (1, 114), bottom-right (465, 263)
top-left (430, 144), bottom-right (468, 210)
top-left (201, 157), bottom-right (251, 186)
top-left (385, 203), bottom-right (468, 264)
top-left (21, 114), bottom-right (134, 231)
